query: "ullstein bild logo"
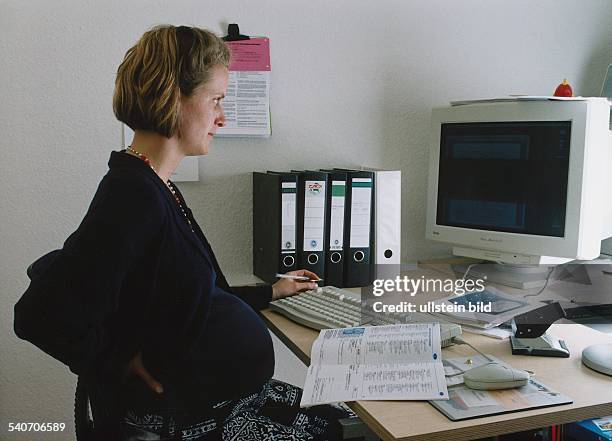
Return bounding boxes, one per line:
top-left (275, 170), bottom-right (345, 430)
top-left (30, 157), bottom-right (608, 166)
top-left (308, 183), bottom-right (322, 194)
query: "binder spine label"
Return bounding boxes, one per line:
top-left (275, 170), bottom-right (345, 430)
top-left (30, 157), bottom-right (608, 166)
top-left (303, 180), bottom-right (326, 251)
top-left (350, 178), bottom-right (372, 248)
top-left (330, 181), bottom-right (346, 250)
top-left (281, 182), bottom-right (296, 252)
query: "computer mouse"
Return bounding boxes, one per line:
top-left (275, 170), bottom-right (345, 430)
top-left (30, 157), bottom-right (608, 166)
top-left (463, 362), bottom-right (530, 390)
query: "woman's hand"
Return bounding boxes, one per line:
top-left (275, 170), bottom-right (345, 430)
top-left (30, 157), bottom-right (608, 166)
top-left (271, 269), bottom-right (320, 301)
top-left (125, 352), bottom-right (164, 394)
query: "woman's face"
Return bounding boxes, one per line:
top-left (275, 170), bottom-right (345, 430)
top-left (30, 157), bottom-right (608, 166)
top-left (178, 65), bottom-right (229, 156)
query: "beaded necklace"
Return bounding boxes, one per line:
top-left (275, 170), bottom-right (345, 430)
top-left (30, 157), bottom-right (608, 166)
top-left (125, 146), bottom-right (194, 233)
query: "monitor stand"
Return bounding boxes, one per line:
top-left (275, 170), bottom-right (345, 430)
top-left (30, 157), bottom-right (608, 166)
top-left (455, 263), bottom-right (552, 289)
top-left (582, 344), bottom-right (612, 376)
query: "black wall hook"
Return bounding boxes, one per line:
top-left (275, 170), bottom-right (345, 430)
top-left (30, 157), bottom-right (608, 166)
top-left (223, 24), bottom-right (250, 41)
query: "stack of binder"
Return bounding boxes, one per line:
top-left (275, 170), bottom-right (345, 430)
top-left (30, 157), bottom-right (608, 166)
top-left (253, 168), bottom-right (401, 288)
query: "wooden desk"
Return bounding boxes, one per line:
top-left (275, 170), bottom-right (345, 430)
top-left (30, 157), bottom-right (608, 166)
top-left (262, 309), bottom-right (612, 441)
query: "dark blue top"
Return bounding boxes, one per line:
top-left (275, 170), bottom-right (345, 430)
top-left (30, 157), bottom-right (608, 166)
top-left (14, 151), bottom-right (274, 409)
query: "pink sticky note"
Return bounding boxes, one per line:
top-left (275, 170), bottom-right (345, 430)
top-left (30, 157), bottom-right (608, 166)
top-left (227, 38), bottom-right (271, 71)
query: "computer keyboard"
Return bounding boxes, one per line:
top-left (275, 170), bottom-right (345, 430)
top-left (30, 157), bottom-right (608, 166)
top-left (270, 286), bottom-right (462, 347)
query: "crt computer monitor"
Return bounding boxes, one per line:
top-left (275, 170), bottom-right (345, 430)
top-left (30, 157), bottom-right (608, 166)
top-left (426, 99), bottom-right (612, 274)
top-left (425, 97), bottom-right (612, 376)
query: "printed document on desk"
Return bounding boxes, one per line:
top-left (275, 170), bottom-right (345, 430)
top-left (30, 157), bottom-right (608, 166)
top-left (431, 286), bottom-right (545, 329)
top-left (300, 324), bottom-right (449, 407)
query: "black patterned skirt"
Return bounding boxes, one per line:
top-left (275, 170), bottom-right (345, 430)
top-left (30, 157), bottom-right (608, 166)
top-left (123, 379), bottom-right (353, 441)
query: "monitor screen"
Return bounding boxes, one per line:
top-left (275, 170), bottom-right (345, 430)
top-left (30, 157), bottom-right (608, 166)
top-left (436, 121), bottom-right (571, 237)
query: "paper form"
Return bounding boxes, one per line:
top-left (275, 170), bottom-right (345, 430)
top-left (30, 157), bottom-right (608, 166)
top-left (281, 182), bottom-right (296, 252)
top-left (301, 324), bottom-right (448, 407)
top-left (304, 362), bottom-right (447, 404)
top-left (349, 178), bottom-right (372, 248)
top-left (303, 180), bottom-right (326, 252)
top-left (226, 38), bottom-right (271, 71)
top-left (217, 71), bottom-right (271, 137)
top-left (329, 181), bottom-right (346, 250)
top-left (217, 38), bottom-right (271, 138)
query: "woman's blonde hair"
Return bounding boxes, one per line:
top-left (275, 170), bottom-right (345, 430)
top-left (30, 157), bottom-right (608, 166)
top-left (113, 25), bottom-right (230, 138)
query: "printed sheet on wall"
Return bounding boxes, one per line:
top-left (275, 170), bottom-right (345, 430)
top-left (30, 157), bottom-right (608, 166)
top-left (217, 37), bottom-right (272, 137)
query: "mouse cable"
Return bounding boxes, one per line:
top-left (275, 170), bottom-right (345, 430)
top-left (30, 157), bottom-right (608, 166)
top-left (523, 266), bottom-right (555, 298)
top-left (451, 335), bottom-right (495, 362)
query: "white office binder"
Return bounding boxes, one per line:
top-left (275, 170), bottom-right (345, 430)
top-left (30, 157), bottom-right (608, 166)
top-left (363, 168), bottom-right (401, 266)
top-left (296, 171), bottom-right (329, 277)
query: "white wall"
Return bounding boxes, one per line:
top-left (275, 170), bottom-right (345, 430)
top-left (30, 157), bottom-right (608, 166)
top-left (2, 0), bottom-right (611, 439)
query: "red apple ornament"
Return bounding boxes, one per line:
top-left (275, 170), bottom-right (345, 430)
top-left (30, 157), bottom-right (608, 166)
top-left (554, 79), bottom-right (573, 97)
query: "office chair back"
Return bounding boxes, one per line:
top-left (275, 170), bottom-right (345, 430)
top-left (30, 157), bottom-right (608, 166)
top-left (74, 376), bottom-right (94, 440)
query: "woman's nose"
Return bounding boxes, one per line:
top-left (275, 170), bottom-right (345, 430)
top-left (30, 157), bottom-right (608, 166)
top-left (215, 107), bottom-right (226, 128)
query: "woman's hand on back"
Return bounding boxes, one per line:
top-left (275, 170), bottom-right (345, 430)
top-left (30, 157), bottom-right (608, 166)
top-left (271, 269), bottom-right (320, 301)
top-left (125, 351), bottom-right (164, 394)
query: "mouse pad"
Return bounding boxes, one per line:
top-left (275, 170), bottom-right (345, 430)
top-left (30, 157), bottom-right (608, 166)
top-left (430, 355), bottom-right (572, 421)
